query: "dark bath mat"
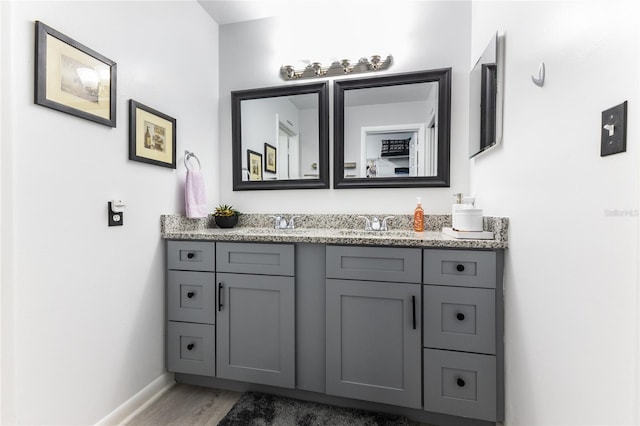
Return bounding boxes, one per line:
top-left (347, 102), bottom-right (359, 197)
top-left (218, 391), bottom-right (410, 426)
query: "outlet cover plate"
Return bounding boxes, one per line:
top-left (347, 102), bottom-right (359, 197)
top-left (108, 202), bottom-right (123, 226)
top-left (601, 101), bottom-right (627, 156)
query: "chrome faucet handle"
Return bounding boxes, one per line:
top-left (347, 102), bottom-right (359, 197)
top-left (381, 216), bottom-right (394, 231)
top-left (286, 216), bottom-right (300, 229)
top-left (269, 215), bottom-right (283, 229)
top-left (357, 216), bottom-right (372, 231)
top-left (370, 217), bottom-right (381, 231)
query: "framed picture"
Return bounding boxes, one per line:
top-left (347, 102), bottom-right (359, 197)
top-left (129, 100), bottom-right (176, 168)
top-left (264, 143), bottom-right (277, 173)
top-left (34, 21), bottom-right (117, 127)
top-left (247, 150), bottom-right (263, 181)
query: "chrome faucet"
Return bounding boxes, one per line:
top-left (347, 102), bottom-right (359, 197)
top-left (269, 215), bottom-right (300, 229)
top-left (357, 216), bottom-right (394, 231)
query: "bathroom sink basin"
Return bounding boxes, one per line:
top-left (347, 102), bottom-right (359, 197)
top-left (335, 229), bottom-right (421, 238)
top-left (220, 227), bottom-right (311, 235)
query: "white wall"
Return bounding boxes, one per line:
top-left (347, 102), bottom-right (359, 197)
top-left (470, 1), bottom-right (639, 424)
top-left (1, 1), bottom-right (218, 424)
top-left (219, 2), bottom-right (471, 214)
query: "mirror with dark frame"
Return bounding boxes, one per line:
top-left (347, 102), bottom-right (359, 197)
top-left (333, 69), bottom-right (451, 189)
top-left (232, 81), bottom-right (329, 190)
top-left (469, 32), bottom-right (503, 158)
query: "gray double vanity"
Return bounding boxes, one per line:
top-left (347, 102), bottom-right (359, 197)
top-left (162, 214), bottom-right (507, 425)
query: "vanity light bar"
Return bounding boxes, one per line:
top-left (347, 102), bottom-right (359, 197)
top-left (280, 55), bottom-right (393, 80)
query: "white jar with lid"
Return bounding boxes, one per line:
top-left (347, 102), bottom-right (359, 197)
top-left (452, 208), bottom-right (483, 232)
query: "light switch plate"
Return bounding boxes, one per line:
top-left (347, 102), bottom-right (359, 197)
top-left (601, 101), bottom-right (627, 156)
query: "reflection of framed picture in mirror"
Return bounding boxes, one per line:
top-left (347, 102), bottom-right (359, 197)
top-left (264, 143), bottom-right (277, 173)
top-left (34, 21), bottom-right (117, 127)
top-left (247, 150), bottom-right (263, 181)
top-left (129, 100), bottom-right (176, 168)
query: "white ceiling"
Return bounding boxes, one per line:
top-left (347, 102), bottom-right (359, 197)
top-left (197, 1), bottom-right (286, 25)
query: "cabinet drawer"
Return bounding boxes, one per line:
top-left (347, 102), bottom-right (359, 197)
top-left (424, 348), bottom-right (497, 422)
top-left (167, 271), bottom-right (215, 324)
top-left (216, 243), bottom-right (294, 276)
top-left (423, 249), bottom-right (496, 288)
top-left (167, 241), bottom-right (215, 272)
top-left (326, 246), bottom-right (421, 283)
top-left (167, 322), bottom-right (215, 376)
top-left (423, 285), bottom-right (495, 354)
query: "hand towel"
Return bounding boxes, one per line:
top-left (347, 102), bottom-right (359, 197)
top-left (185, 170), bottom-right (207, 218)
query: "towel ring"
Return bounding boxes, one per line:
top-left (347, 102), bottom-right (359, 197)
top-left (184, 150), bottom-right (201, 171)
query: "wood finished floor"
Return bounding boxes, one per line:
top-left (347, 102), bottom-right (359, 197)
top-left (125, 384), bottom-right (241, 426)
top-left (125, 383), bottom-right (430, 426)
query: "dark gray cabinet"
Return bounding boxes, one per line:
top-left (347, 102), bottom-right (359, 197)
top-left (215, 243), bottom-right (296, 389)
top-left (423, 249), bottom-right (503, 422)
top-left (166, 241), bottom-right (216, 376)
top-left (166, 240), bottom-right (504, 423)
top-left (325, 246), bottom-right (422, 409)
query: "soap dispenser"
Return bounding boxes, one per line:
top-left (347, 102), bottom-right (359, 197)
top-left (413, 197), bottom-right (424, 232)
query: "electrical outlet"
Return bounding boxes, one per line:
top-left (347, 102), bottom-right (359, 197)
top-left (108, 202), bottom-right (123, 226)
top-left (601, 101), bottom-right (627, 156)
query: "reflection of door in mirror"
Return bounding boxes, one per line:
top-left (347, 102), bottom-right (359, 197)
top-left (278, 121), bottom-right (300, 179)
top-left (343, 82), bottom-right (438, 179)
top-left (357, 125), bottom-right (427, 178)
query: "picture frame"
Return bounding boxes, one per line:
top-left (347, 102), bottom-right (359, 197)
top-left (264, 143), bottom-right (277, 173)
top-left (129, 100), bottom-right (177, 169)
top-left (34, 21), bottom-right (117, 127)
top-left (247, 150), bottom-right (263, 181)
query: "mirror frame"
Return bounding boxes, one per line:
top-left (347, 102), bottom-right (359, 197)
top-left (469, 32), bottom-right (504, 159)
top-left (333, 69), bottom-right (451, 189)
top-left (232, 81), bottom-right (329, 190)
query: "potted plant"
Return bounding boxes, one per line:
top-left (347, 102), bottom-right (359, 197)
top-left (214, 204), bottom-right (241, 228)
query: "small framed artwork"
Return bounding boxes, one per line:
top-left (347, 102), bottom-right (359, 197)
top-left (247, 150), bottom-right (263, 181)
top-left (129, 100), bottom-right (177, 168)
top-left (264, 143), bottom-right (277, 173)
top-left (34, 21), bottom-right (117, 127)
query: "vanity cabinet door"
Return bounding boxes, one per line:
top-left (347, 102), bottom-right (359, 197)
top-left (325, 279), bottom-right (421, 409)
top-left (216, 272), bottom-right (295, 389)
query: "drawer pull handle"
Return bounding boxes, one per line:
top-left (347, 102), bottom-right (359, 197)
top-left (187, 252), bottom-right (195, 259)
top-left (456, 312), bottom-right (465, 321)
top-left (412, 295), bottom-right (416, 330)
top-left (218, 283), bottom-right (224, 311)
top-left (187, 343), bottom-right (194, 351)
top-left (187, 292), bottom-right (195, 299)
top-left (456, 377), bottom-right (466, 387)
top-left (456, 264), bottom-right (465, 272)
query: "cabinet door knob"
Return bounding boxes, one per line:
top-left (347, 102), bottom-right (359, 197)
top-left (187, 343), bottom-right (194, 351)
top-left (456, 312), bottom-right (465, 321)
top-left (187, 292), bottom-right (195, 299)
top-left (456, 377), bottom-right (466, 387)
top-left (456, 264), bottom-right (465, 272)
top-left (187, 252), bottom-right (195, 259)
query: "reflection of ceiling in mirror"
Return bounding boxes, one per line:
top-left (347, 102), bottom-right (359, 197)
top-left (344, 82), bottom-right (436, 107)
top-left (288, 93), bottom-right (317, 110)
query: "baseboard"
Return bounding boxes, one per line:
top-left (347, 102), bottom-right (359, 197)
top-left (96, 372), bottom-right (175, 426)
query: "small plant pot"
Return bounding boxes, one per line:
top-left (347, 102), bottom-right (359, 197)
top-left (215, 215), bottom-right (239, 229)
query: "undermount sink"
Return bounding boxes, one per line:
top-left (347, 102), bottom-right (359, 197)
top-left (222, 227), bottom-right (311, 235)
top-left (335, 229), bottom-right (422, 238)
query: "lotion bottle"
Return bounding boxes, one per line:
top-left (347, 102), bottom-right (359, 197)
top-left (413, 197), bottom-right (424, 232)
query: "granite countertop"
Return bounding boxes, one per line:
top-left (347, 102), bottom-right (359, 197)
top-left (161, 214), bottom-right (509, 249)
